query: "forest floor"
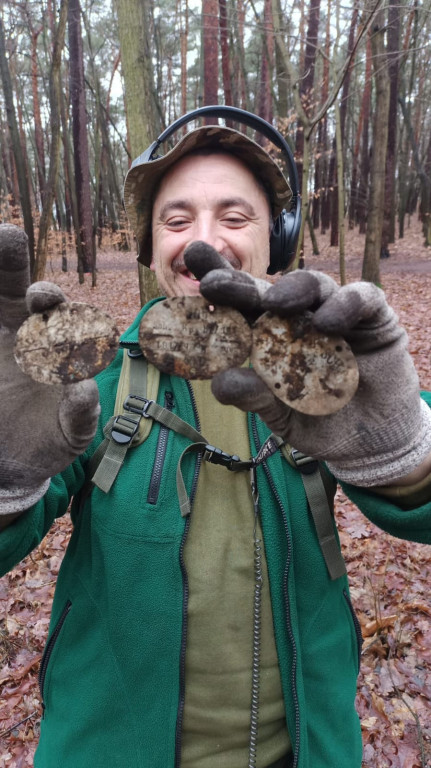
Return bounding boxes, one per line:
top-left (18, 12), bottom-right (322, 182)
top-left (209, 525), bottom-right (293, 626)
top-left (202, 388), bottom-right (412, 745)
top-left (0, 217), bottom-right (431, 767)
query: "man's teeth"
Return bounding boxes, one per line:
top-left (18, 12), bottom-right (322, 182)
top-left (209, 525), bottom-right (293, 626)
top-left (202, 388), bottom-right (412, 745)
top-left (188, 272), bottom-right (198, 281)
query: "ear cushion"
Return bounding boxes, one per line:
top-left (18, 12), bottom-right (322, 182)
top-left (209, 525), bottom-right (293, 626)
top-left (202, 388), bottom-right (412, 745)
top-left (268, 209), bottom-right (298, 274)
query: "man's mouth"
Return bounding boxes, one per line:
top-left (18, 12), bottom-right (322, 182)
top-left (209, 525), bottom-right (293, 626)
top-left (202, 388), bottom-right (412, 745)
top-left (174, 264), bottom-right (200, 282)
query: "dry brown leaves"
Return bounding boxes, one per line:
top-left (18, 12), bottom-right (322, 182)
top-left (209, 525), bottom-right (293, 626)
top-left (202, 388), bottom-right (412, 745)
top-left (1, 221), bottom-right (431, 767)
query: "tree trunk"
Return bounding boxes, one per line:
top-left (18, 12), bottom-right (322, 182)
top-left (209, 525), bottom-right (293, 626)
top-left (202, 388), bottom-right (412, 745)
top-left (335, 100), bottom-right (346, 285)
top-left (399, 97), bottom-right (431, 247)
top-left (30, 25), bottom-right (46, 208)
top-left (295, 0), bottom-right (321, 182)
top-left (115, 0), bottom-right (162, 304)
top-left (381, 0), bottom-right (400, 253)
top-left (356, 35), bottom-right (372, 234)
top-left (68, 0), bottom-right (96, 282)
top-left (180, 0), bottom-right (189, 116)
top-left (362, 18), bottom-right (390, 285)
top-left (257, 0), bottom-right (274, 126)
top-left (202, 0), bottom-right (219, 109)
top-left (330, 3), bottom-right (358, 248)
top-left (0, 17), bottom-right (35, 271)
top-left (313, 0), bottom-right (331, 231)
top-left (34, 0), bottom-right (68, 281)
top-left (219, 0), bottom-right (232, 106)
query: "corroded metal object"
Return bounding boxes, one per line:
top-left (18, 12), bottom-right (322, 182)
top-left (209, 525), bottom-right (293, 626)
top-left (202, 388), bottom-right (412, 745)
top-left (251, 312), bottom-right (359, 415)
top-left (139, 296), bottom-right (252, 379)
top-left (14, 302), bottom-right (120, 385)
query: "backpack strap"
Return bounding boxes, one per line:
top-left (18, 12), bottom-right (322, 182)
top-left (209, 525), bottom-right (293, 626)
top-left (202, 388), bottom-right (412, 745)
top-left (288, 449), bottom-right (347, 580)
top-left (90, 350), bottom-right (152, 493)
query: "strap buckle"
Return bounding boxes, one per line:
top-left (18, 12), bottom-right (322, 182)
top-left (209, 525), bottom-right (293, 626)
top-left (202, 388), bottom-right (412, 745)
top-left (290, 448), bottom-right (319, 475)
top-left (111, 414), bottom-right (140, 444)
top-left (203, 444), bottom-right (242, 471)
top-left (123, 394), bottom-right (154, 418)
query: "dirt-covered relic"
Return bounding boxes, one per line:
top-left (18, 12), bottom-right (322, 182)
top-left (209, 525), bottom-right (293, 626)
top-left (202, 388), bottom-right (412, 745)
top-left (139, 296), bottom-right (359, 415)
top-left (14, 302), bottom-right (120, 385)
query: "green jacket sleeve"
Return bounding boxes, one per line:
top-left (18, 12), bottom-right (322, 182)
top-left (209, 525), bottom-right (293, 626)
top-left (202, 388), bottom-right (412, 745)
top-left (0, 455), bottom-right (87, 577)
top-left (340, 481), bottom-right (431, 544)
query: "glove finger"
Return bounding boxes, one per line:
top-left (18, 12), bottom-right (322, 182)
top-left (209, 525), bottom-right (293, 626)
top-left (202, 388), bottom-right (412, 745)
top-left (59, 379), bottom-right (100, 451)
top-left (200, 269), bottom-right (269, 318)
top-left (211, 367), bottom-right (275, 411)
top-left (312, 282), bottom-right (391, 336)
top-left (262, 269), bottom-right (338, 316)
top-left (26, 281), bottom-right (67, 314)
top-left (0, 224), bottom-right (30, 331)
top-left (183, 241), bottom-right (233, 280)
top-left (211, 367), bottom-right (292, 434)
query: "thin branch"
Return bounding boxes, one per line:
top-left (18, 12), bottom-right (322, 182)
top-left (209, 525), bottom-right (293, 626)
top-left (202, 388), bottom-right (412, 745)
top-left (0, 710), bottom-right (39, 739)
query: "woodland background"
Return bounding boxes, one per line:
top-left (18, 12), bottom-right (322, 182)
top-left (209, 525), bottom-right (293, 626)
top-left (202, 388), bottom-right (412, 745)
top-left (0, 0), bottom-right (431, 766)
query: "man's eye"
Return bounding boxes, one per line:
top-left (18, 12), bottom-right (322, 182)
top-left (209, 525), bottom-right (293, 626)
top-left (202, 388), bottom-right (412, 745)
top-left (223, 214), bottom-right (247, 226)
top-left (166, 218), bottom-right (190, 229)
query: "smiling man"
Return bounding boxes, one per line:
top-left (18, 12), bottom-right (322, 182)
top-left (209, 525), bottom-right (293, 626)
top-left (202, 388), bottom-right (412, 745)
top-left (1, 115), bottom-right (431, 768)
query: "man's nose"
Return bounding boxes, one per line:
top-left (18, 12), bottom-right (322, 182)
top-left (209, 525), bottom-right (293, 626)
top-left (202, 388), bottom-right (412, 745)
top-left (192, 218), bottom-right (223, 252)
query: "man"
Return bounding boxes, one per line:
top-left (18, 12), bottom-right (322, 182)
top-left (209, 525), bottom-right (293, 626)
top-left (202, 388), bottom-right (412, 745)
top-left (1, 120), bottom-right (431, 768)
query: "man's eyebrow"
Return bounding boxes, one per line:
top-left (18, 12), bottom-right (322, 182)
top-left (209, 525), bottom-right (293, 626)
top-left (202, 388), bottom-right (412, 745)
top-left (157, 197), bottom-right (258, 220)
top-left (157, 200), bottom-right (192, 220)
top-left (218, 197), bottom-right (257, 216)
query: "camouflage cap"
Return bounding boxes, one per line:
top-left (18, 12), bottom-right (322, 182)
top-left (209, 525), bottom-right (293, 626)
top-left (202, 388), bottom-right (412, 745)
top-left (123, 124), bottom-right (292, 266)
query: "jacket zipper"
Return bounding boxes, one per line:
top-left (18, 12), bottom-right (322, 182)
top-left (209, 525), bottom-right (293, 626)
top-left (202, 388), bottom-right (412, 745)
top-left (174, 381), bottom-right (201, 768)
top-left (251, 414), bottom-right (301, 768)
top-left (147, 391), bottom-right (174, 504)
top-left (343, 588), bottom-right (363, 670)
top-left (38, 599), bottom-right (72, 715)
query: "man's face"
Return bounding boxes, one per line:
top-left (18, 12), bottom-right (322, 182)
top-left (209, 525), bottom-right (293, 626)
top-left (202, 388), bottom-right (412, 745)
top-left (150, 152), bottom-right (272, 297)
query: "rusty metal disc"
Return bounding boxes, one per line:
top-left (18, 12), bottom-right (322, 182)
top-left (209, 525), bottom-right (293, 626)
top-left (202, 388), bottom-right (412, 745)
top-left (251, 312), bottom-right (359, 415)
top-left (139, 296), bottom-right (252, 379)
top-left (14, 302), bottom-right (119, 385)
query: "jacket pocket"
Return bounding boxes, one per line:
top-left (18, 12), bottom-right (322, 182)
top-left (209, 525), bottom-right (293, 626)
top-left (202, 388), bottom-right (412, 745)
top-left (38, 599), bottom-right (72, 713)
top-left (343, 589), bottom-right (363, 671)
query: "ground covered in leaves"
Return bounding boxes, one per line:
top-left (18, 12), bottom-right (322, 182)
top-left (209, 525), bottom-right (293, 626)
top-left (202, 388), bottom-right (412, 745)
top-left (1, 220), bottom-right (430, 767)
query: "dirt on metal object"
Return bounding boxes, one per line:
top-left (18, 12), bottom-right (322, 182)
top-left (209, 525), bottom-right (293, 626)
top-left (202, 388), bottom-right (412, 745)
top-left (139, 296), bottom-right (252, 379)
top-left (14, 302), bottom-right (120, 385)
top-left (251, 312), bottom-right (359, 415)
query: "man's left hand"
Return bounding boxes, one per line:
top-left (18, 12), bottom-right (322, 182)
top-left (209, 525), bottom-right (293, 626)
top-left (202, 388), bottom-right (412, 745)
top-left (185, 243), bottom-right (431, 488)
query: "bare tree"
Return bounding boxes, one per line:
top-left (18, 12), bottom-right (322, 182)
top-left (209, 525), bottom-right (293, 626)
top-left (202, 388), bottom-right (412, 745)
top-left (34, 0), bottom-right (69, 281)
top-left (203, 0), bottom-right (219, 108)
top-left (362, 16), bottom-right (390, 284)
top-left (0, 17), bottom-right (35, 270)
top-left (68, 0), bottom-right (96, 282)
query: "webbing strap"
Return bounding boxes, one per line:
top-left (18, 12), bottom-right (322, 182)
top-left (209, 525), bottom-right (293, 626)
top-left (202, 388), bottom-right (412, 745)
top-left (176, 435), bottom-right (282, 517)
top-left (145, 401), bottom-right (204, 444)
top-left (291, 450), bottom-right (346, 580)
top-left (92, 354), bottom-right (148, 493)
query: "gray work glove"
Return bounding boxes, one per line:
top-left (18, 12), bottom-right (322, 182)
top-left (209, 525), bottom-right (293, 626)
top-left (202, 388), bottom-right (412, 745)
top-left (0, 225), bottom-right (100, 517)
top-left (185, 242), bottom-right (431, 487)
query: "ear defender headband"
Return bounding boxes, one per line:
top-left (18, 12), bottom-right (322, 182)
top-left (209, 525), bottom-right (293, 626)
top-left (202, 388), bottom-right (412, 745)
top-left (137, 105), bottom-right (302, 274)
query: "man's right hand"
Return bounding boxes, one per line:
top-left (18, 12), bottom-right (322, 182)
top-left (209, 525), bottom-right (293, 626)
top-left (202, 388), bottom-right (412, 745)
top-left (0, 224), bottom-right (100, 518)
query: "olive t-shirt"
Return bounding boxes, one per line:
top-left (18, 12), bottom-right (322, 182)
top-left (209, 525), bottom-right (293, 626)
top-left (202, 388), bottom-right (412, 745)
top-left (181, 381), bottom-right (291, 768)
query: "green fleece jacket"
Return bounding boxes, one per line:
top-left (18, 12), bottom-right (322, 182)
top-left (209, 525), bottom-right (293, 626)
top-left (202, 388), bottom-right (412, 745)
top-left (1, 302), bottom-right (430, 768)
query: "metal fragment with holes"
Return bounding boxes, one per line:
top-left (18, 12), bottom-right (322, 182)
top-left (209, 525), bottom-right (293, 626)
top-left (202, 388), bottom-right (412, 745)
top-left (14, 302), bottom-right (120, 385)
top-left (139, 295), bottom-right (252, 379)
top-left (251, 311), bottom-right (359, 415)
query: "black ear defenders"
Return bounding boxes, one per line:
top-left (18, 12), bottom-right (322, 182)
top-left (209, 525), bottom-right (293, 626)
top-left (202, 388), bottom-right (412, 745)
top-left (141, 105), bottom-right (302, 274)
